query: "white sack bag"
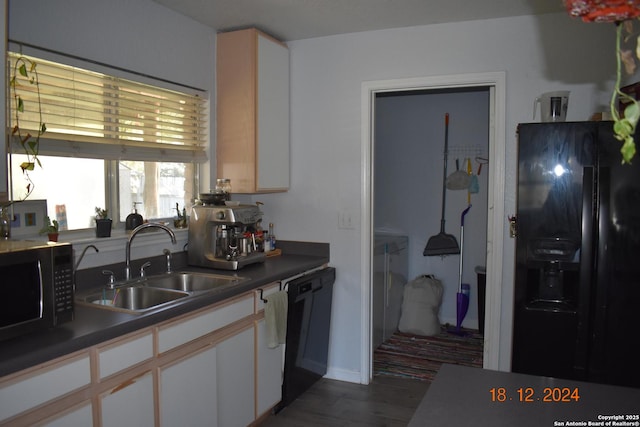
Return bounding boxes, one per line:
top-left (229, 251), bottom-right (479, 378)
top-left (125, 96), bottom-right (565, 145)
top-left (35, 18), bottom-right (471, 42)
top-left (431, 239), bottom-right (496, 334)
top-left (398, 275), bottom-right (444, 336)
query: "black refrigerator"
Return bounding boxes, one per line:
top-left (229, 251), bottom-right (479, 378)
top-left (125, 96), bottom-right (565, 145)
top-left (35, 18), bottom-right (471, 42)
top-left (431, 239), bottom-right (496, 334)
top-left (512, 121), bottom-right (640, 388)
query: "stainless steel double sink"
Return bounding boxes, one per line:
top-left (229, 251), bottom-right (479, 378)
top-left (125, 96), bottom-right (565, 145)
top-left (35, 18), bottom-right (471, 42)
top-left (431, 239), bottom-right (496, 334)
top-left (76, 272), bottom-right (249, 314)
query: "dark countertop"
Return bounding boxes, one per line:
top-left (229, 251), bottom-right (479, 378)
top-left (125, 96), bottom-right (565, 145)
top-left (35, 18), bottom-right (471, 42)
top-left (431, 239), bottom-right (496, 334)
top-left (0, 241), bottom-right (329, 378)
top-left (409, 364), bottom-right (640, 426)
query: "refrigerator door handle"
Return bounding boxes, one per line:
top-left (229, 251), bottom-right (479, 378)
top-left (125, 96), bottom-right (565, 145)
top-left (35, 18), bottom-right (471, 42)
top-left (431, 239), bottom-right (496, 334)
top-left (589, 165), bottom-right (611, 381)
top-left (575, 165), bottom-right (595, 379)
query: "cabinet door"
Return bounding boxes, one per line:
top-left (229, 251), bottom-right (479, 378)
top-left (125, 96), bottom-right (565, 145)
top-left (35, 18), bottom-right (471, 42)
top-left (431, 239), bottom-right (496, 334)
top-left (216, 28), bottom-right (289, 193)
top-left (160, 344), bottom-right (218, 427)
top-left (256, 319), bottom-right (284, 417)
top-left (0, 354), bottom-right (90, 422)
top-left (256, 32), bottom-right (289, 191)
top-left (216, 326), bottom-right (255, 427)
top-left (100, 371), bottom-right (154, 427)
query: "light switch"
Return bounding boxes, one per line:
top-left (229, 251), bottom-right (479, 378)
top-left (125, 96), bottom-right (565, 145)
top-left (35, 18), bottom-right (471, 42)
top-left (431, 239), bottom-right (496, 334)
top-left (338, 211), bottom-right (355, 229)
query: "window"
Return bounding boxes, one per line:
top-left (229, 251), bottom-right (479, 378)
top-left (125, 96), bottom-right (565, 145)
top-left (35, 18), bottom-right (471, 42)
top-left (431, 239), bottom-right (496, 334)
top-left (7, 51), bottom-right (208, 231)
top-left (118, 161), bottom-right (196, 223)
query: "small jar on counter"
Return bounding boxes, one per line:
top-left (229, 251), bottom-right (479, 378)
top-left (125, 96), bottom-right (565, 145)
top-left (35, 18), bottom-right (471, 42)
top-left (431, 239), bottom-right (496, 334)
top-left (268, 222), bottom-right (276, 250)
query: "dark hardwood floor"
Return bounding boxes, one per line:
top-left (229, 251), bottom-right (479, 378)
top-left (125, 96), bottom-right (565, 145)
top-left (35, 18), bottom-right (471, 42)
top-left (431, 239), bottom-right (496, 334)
top-left (260, 375), bottom-right (430, 427)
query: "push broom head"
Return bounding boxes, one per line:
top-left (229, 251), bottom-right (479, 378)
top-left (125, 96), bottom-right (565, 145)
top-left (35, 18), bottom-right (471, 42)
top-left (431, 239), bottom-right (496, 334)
top-left (423, 232), bottom-right (460, 256)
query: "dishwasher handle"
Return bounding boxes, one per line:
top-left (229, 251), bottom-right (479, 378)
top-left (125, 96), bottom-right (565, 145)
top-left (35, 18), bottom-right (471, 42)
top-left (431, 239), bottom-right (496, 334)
top-left (299, 282), bottom-right (313, 294)
top-left (289, 267), bottom-right (336, 298)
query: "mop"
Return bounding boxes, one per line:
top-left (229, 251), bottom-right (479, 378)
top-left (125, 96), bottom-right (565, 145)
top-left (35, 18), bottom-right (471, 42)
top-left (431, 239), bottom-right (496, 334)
top-left (449, 204), bottom-right (472, 336)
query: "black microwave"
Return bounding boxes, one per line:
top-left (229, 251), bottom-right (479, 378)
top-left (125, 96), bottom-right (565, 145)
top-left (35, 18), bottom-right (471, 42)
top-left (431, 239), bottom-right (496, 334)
top-left (0, 240), bottom-right (74, 342)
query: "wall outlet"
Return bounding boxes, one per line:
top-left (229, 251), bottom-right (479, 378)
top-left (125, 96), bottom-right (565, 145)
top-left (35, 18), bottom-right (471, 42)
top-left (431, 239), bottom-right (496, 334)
top-left (338, 210), bottom-right (355, 229)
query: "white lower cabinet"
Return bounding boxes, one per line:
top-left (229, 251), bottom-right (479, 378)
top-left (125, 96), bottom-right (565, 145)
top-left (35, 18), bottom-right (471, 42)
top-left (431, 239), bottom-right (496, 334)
top-left (1, 276), bottom-right (314, 427)
top-left (160, 344), bottom-right (218, 427)
top-left (216, 326), bottom-right (255, 427)
top-left (0, 353), bottom-right (90, 423)
top-left (100, 370), bottom-right (154, 427)
top-left (256, 318), bottom-right (284, 418)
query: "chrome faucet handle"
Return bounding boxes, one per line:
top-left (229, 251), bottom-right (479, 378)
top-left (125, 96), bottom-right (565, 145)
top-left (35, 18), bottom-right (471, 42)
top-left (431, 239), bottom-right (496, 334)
top-left (102, 270), bottom-right (116, 289)
top-left (163, 248), bottom-right (172, 273)
top-left (140, 261), bottom-right (152, 278)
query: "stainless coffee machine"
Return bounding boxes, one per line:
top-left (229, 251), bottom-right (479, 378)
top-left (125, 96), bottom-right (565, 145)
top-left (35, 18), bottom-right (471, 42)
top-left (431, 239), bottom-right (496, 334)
top-left (188, 204), bottom-right (266, 270)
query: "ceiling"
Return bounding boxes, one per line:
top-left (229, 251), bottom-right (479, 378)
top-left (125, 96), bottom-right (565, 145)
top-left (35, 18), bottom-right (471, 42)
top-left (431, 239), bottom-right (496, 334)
top-left (152, 0), bottom-right (567, 42)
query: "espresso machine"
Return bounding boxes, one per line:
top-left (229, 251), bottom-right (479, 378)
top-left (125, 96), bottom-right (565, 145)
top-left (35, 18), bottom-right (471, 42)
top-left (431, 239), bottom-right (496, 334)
top-left (188, 204), bottom-right (266, 270)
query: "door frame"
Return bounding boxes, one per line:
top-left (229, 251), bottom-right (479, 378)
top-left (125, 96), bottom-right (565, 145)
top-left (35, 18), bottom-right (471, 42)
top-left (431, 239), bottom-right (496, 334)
top-left (360, 71), bottom-right (507, 383)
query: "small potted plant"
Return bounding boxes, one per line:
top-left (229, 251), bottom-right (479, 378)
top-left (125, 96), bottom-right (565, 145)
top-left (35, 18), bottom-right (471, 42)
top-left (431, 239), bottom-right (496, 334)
top-left (174, 203), bottom-right (187, 229)
top-left (95, 207), bottom-right (112, 238)
top-left (39, 215), bottom-right (59, 242)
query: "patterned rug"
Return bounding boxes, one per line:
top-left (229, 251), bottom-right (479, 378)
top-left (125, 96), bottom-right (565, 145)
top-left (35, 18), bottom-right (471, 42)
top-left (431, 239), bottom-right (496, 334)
top-left (373, 326), bottom-right (484, 382)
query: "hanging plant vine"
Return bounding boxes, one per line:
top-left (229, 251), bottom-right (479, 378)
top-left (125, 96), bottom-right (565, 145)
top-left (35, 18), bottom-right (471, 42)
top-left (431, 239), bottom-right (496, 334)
top-left (9, 54), bottom-right (46, 200)
top-left (564, 1), bottom-right (640, 164)
top-left (613, 21), bottom-right (640, 164)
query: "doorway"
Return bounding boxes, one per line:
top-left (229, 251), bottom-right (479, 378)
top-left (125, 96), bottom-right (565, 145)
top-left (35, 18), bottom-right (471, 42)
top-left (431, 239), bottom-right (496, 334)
top-left (373, 86), bottom-right (489, 339)
top-left (360, 72), bottom-right (508, 384)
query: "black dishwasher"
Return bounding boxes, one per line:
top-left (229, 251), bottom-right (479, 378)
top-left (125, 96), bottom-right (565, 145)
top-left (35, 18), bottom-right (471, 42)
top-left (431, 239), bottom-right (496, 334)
top-left (276, 267), bottom-right (335, 412)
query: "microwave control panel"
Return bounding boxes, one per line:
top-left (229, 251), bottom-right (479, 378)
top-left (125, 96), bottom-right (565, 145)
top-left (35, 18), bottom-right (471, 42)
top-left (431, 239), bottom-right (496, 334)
top-left (52, 248), bottom-right (74, 324)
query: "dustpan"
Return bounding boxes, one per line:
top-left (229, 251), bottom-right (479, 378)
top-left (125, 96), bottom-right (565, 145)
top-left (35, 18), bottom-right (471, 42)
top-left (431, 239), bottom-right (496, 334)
top-left (424, 113), bottom-right (460, 256)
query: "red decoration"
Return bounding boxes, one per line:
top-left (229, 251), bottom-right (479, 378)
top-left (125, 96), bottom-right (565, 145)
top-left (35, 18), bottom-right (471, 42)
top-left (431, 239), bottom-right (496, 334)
top-left (564, 0), bottom-right (640, 22)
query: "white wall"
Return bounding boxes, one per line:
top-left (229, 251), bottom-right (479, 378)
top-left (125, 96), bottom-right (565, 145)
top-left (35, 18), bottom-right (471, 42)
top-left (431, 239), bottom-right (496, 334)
top-left (256, 13), bottom-right (615, 380)
top-left (9, 1), bottom-right (617, 382)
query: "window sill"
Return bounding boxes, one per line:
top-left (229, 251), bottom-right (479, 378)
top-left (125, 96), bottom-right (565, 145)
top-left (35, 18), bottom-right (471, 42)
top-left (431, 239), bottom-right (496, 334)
top-left (57, 227), bottom-right (189, 270)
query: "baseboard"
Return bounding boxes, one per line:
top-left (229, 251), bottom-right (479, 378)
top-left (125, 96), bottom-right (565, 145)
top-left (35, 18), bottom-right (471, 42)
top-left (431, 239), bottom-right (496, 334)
top-left (440, 317), bottom-right (479, 330)
top-left (324, 366), bottom-right (363, 384)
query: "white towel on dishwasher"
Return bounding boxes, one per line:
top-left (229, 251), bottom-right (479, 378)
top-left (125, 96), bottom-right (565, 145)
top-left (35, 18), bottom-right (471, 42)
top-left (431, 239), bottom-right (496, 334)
top-left (265, 290), bottom-right (288, 349)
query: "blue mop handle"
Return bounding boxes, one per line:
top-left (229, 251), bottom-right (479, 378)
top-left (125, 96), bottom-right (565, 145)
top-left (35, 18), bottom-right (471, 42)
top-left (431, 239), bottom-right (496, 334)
top-left (458, 204), bottom-right (472, 293)
top-left (461, 204), bottom-right (472, 226)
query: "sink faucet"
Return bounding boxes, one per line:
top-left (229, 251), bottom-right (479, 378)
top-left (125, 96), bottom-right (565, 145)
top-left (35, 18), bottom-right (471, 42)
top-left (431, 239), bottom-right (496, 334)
top-left (74, 244), bottom-right (99, 288)
top-left (125, 223), bottom-right (177, 280)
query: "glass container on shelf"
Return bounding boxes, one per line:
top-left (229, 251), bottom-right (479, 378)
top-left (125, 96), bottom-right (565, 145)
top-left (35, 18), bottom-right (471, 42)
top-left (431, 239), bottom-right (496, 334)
top-left (215, 178), bottom-right (232, 200)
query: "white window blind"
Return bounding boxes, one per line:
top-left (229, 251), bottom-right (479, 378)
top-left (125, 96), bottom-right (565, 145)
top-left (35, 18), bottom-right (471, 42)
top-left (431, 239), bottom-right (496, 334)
top-left (8, 52), bottom-right (208, 163)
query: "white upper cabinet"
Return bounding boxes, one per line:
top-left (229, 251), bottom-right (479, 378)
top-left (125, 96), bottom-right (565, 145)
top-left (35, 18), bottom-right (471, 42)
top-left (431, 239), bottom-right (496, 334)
top-left (216, 28), bottom-right (290, 193)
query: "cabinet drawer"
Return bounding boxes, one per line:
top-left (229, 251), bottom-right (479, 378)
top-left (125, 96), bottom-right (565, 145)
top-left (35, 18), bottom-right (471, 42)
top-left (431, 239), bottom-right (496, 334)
top-left (98, 329), bottom-right (153, 379)
top-left (0, 353), bottom-right (90, 422)
top-left (158, 294), bottom-right (254, 353)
